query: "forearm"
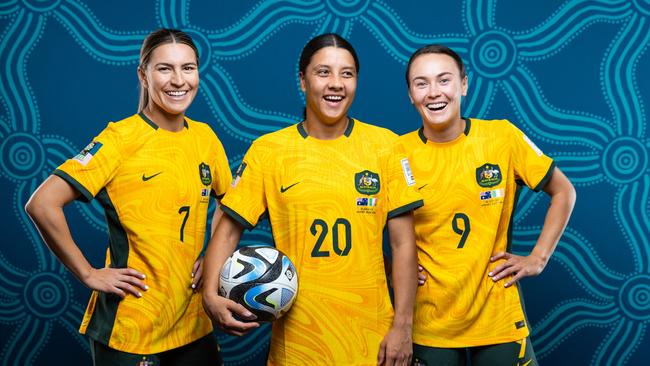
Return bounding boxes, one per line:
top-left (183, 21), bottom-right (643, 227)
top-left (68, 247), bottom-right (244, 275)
top-left (210, 205), bottom-right (223, 237)
top-left (388, 214), bottom-right (417, 328)
top-left (202, 215), bottom-right (243, 298)
top-left (533, 168), bottom-right (576, 263)
top-left (532, 195), bottom-right (572, 261)
top-left (25, 179), bottom-right (93, 283)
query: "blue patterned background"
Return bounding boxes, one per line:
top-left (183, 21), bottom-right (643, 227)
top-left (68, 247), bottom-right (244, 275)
top-left (1, 0), bottom-right (649, 365)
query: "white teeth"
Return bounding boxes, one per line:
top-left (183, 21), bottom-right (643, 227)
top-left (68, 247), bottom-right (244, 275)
top-left (166, 90), bottom-right (187, 96)
top-left (324, 95), bottom-right (343, 101)
top-left (426, 102), bottom-right (447, 110)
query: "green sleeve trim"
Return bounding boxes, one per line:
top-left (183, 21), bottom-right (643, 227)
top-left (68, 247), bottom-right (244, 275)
top-left (221, 204), bottom-right (255, 230)
top-left (388, 199), bottom-right (424, 219)
top-left (532, 161), bottom-right (556, 192)
top-left (52, 169), bottom-right (94, 202)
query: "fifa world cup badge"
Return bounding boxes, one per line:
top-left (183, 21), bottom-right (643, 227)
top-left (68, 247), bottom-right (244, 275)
top-left (199, 162), bottom-right (212, 186)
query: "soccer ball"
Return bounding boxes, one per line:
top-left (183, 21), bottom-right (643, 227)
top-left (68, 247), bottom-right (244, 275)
top-left (219, 246), bottom-right (298, 322)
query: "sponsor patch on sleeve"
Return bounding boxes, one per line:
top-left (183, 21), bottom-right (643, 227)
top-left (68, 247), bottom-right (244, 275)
top-left (523, 134), bottom-right (543, 157)
top-left (231, 162), bottom-right (247, 188)
top-left (73, 141), bottom-right (103, 166)
top-left (400, 158), bottom-right (416, 186)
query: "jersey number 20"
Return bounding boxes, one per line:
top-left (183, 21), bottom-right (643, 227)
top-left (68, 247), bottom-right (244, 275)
top-left (310, 218), bottom-right (352, 257)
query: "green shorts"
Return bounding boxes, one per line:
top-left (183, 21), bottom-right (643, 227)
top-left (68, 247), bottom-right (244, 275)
top-left (90, 333), bottom-right (222, 366)
top-left (412, 337), bottom-right (537, 366)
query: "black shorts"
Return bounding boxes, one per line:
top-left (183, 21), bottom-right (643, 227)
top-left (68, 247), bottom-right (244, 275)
top-left (90, 333), bottom-right (223, 366)
top-left (412, 337), bottom-right (537, 366)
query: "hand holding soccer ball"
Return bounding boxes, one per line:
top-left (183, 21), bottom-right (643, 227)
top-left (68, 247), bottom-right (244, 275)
top-left (219, 246), bottom-right (298, 322)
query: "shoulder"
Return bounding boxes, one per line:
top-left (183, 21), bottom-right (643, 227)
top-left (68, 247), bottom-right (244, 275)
top-left (184, 116), bottom-right (223, 144)
top-left (185, 117), bottom-right (219, 137)
top-left (397, 129), bottom-right (421, 143)
top-left (244, 122), bottom-right (301, 157)
top-left (467, 118), bottom-right (516, 137)
top-left (352, 119), bottom-right (398, 143)
top-left (98, 114), bottom-right (150, 140)
top-left (256, 122), bottom-right (301, 144)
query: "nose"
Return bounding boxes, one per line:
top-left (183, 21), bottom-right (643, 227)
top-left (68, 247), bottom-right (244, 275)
top-left (328, 75), bottom-right (343, 90)
top-left (427, 83), bottom-right (440, 98)
top-left (170, 68), bottom-right (184, 87)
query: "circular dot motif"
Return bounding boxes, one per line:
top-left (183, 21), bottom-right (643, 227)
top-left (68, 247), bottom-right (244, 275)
top-left (470, 31), bottom-right (517, 78)
top-left (0, 133), bottom-right (46, 180)
top-left (326, 0), bottom-right (370, 18)
top-left (618, 274), bottom-right (650, 321)
top-left (602, 137), bottom-right (648, 184)
top-left (184, 29), bottom-right (212, 73)
top-left (21, 0), bottom-right (62, 13)
top-left (23, 272), bottom-right (70, 319)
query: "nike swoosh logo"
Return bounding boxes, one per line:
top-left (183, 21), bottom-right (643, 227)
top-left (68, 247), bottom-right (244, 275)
top-left (142, 172), bottom-right (162, 181)
top-left (517, 360), bottom-right (532, 366)
top-left (418, 183), bottom-right (428, 190)
top-left (280, 182), bottom-right (300, 193)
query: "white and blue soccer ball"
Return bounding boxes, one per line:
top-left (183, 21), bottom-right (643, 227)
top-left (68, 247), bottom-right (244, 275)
top-left (219, 246), bottom-right (298, 322)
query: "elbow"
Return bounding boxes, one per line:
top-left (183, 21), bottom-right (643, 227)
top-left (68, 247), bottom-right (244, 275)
top-left (25, 193), bottom-right (45, 221)
top-left (566, 182), bottom-right (577, 210)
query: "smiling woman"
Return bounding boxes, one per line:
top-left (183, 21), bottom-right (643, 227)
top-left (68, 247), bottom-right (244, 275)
top-left (201, 33), bottom-right (424, 366)
top-left (24, 29), bottom-right (231, 366)
top-left (398, 44), bottom-right (577, 366)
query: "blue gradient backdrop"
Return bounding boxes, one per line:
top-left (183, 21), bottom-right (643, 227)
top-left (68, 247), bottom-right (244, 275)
top-left (1, 1), bottom-right (649, 365)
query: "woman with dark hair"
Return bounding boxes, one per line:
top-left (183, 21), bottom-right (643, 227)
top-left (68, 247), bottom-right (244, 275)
top-left (202, 33), bottom-right (423, 366)
top-left (25, 28), bottom-right (230, 365)
top-left (399, 44), bottom-right (576, 366)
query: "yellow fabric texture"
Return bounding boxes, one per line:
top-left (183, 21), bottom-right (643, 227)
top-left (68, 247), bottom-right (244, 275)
top-left (221, 119), bottom-right (423, 365)
top-left (397, 118), bottom-right (554, 347)
top-left (56, 113), bottom-right (231, 353)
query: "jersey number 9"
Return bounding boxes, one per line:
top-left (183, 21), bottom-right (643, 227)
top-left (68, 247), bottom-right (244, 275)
top-left (452, 213), bottom-right (470, 249)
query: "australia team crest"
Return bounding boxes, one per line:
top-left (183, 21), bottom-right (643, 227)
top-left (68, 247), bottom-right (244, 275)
top-left (355, 170), bottom-right (380, 195)
top-left (476, 163), bottom-right (501, 187)
top-left (199, 162), bottom-right (212, 186)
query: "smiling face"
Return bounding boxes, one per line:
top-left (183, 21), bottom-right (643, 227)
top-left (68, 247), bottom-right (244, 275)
top-left (408, 52), bottom-right (467, 133)
top-left (139, 42), bottom-right (198, 119)
top-left (300, 46), bottom-right (357, 128)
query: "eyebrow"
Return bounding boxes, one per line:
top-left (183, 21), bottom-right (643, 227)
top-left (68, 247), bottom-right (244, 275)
top-left (411, 71), bottom-right (454, 81)
top-left (313, 64), bottom-right (355, 70)
top-left (154, 62), bottom-right (198, 67)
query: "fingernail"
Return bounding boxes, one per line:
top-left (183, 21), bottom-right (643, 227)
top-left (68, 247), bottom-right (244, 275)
top-left (191, 272), bottom-right (195, 278)
top-left (191, 283), bottom-right (196, 289)
top-left (137, 292), bottom-right (142, 297)
top-left (144, 285), bottom-right (149, 290)
top-left (488, 272), bottom-right (493, 276)
top-left (141, 274), bottom-right (146, 279)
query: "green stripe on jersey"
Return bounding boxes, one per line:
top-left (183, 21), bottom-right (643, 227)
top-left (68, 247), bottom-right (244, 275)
top-left (86, 188), bottom-right (130, 344)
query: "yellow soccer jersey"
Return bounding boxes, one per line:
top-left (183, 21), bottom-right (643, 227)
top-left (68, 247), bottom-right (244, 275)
top-left (398, 118), bottom-right (554, 348)
top-left (221, 119), bottom-right (423, 366)
top-left (54, 113), bottom-right (231, 354)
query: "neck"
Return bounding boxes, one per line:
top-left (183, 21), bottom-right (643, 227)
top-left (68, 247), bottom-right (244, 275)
top-left (143, 104), bottom-right (185, 132)
top-left (303, 113), bottom-right (349, 140)
top-left (422, 117), bottom-right (465, 143)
